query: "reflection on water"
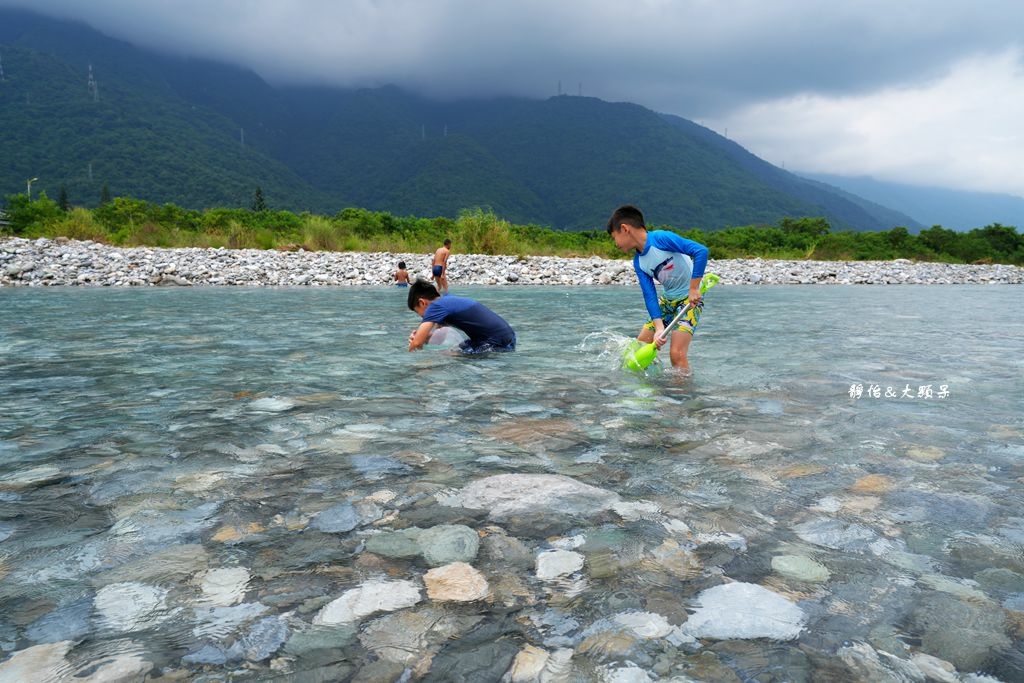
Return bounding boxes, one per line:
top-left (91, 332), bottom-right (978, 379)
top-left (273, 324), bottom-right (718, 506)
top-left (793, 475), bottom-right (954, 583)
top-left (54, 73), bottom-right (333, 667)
top-left (1, 285), bottom-right (1022, 681)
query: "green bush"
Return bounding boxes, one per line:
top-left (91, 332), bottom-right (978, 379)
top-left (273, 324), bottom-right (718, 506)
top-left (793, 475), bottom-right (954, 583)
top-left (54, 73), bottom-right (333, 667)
top-left (3, 192), bottom-right (65, 234)
top-left (3, 193), bottom-right (1021, 265)
top-left (301, 215), bottom-right (344, 251)
top-left (50, 208), bottom-right (111, 242)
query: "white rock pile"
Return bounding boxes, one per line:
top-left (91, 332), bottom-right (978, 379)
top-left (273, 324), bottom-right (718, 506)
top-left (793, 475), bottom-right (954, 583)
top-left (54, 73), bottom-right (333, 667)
top-left (2, 236), bottom-right (1022, 287)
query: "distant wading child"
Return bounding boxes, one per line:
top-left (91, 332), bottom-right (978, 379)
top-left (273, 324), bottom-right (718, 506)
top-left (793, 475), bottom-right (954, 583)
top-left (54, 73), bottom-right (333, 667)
top-left (432, 239), bottom-right (451, 294)
top-left (407, 279), bottom-right (516, 354)
top-left (394, 261), bottom-right (410, 287)
top-left (607, 204), bottom-right (709, 372)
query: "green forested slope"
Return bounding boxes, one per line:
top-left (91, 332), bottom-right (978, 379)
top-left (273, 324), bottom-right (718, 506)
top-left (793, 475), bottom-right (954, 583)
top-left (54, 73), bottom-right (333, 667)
top-left (1, 8), bottom-right (919, 231)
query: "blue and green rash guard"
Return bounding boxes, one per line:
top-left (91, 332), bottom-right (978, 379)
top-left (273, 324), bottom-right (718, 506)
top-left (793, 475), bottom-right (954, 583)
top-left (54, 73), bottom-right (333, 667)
top-left (422, 295), bottom-right (516, 352)
top-left (633, 230), bottom-right (710, 319)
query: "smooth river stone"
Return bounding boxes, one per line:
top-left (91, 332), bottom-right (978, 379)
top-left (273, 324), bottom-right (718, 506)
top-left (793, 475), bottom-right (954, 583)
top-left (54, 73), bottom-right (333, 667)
top-left (771, 554), bottom-right (831, 583)
top-left (418, 524), bottom-right (480, 566)
top-left (0, 641), bottom-right (74, 681)
top-left (849, 474), bottom-right (895, 494)
top-left (313, 579), bottom-right (422, 625)
top-left (198, 567), bottom-right (251, 606)
top-left (25, 599), bottom-right (93, 643)
top-left (94, 582), bottom-right (169, 631)
top-left (424, 562), bottom-right (490, 602)
top-left (440, 473), bottom-right (620, 519)
top-left (792, 517), bottom-right (878, 551)
top-left (0, 465), bottom-right (63, 490)
top-left (682, 582), bottom-right (807, 640)
top-left (309, 502), bottom-right (361, 533)
top-left (535, 550), bottom-right (585, 580)
top-left (364, 527), bottom-right (423, 558)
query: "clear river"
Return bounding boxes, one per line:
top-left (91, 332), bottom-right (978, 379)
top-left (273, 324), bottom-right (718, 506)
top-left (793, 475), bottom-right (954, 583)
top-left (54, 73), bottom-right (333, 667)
top-left (1, 285), bottom-right (1022, 682)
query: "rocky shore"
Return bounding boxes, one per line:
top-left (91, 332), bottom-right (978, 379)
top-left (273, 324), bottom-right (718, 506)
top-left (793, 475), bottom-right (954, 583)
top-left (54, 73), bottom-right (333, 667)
top-left (2, 236), bottom-right (1022, 287)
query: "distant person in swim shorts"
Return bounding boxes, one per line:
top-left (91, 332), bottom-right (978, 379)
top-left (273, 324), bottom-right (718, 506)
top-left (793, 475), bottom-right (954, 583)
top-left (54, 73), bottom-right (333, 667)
top-left (406, 278), bottom-right (516, 354)
top-left (431, 239), bottom-right (451, 294)
top-left (607, 204), bottom-right (709, 372)
top-left (394, 261), bottom-right (410, 287)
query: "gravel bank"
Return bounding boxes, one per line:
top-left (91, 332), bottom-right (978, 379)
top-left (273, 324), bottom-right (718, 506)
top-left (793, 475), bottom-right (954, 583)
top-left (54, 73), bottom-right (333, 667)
top-left (2, 236), bottom-right (1022, 287)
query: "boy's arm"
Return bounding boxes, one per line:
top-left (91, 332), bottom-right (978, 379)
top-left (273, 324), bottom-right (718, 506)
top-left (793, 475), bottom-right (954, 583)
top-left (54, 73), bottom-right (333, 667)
top-left (408, 322), bottom-right (436, 351)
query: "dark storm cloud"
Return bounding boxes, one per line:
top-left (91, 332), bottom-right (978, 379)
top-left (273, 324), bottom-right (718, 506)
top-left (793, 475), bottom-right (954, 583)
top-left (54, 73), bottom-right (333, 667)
top-left (3, 0), bottom-right (1023, 193)
top-left (1, 0), bottom-right (1021, 118)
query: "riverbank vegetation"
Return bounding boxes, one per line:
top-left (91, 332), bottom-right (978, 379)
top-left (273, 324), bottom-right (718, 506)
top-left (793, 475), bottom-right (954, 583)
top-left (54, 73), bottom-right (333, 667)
top-left (3, 192), bottom-right (1022, 265)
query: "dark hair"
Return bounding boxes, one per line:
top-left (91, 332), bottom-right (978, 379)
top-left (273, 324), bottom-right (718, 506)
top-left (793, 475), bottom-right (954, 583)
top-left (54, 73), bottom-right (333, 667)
top-left (606, 205), bottom-right (646, 234)
top-left (444, 239), bottom-right (452, 246)
top-left (398, 261), bottom-right (406, 269)
top-left (407, 278), bottom-right (440, 310)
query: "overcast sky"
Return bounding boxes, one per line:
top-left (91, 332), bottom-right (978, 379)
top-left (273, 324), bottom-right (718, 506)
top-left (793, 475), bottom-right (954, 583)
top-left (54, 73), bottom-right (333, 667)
top-left (4, 0), bottom-right (1023, 197)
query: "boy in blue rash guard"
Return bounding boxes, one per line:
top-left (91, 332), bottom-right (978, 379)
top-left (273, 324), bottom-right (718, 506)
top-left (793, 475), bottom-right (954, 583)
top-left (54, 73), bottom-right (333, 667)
top-left (607, 205), bottom-right (709, 371)
top-left (407, 279), bottom-right (516, 354)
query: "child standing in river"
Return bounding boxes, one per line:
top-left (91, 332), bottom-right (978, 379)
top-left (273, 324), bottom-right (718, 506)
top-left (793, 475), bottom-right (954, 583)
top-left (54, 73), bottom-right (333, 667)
top-left (607, 204), bottom-right (709, 372)
top-left (431, 239), bottom-right (451, 294)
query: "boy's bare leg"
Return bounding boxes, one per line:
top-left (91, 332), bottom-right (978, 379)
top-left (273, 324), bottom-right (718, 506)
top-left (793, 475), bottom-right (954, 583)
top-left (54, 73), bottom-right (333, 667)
top-left (668, 329), bottom-right (694, 370)
top-left (637, 326), bottom-right (655, 343)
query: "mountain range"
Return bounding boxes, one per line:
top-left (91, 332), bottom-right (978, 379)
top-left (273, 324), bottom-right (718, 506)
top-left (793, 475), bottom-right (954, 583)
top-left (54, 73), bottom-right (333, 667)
top-left (2, 8), bottom-right (1016, 232)
top-left (800, 173), bottom-right (1024, 232)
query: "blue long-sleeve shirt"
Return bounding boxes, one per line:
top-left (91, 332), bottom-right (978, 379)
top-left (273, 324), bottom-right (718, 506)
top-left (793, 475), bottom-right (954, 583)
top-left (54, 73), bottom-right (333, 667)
top-left (633, 230), bottom-right (709, 320)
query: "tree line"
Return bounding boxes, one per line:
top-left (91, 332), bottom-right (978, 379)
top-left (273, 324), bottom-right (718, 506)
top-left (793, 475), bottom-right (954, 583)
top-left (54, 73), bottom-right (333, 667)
top-left (2, 191), bottom-right (1022, 265)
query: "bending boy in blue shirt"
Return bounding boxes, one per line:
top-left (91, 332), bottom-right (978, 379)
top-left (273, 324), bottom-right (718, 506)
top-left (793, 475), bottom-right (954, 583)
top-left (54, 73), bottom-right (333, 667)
top-left (607, 205), bottom-right (709, 372)
top-left (407, 279), bottom-right (516, 354)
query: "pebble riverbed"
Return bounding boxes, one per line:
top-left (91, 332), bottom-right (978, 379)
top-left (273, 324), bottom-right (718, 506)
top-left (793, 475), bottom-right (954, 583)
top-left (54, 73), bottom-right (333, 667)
top-left (2, 236), bottom-right (1023, 287)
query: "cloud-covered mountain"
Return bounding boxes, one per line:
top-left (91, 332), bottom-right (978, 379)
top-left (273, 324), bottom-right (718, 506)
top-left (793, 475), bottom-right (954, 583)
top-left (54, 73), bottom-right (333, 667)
top-left (1, 8), bottom-right (923, 231)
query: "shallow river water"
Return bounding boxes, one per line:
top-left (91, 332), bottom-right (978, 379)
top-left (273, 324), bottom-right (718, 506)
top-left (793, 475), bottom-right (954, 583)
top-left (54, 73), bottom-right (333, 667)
top-left (1, 285), bottom-right (1022, 682)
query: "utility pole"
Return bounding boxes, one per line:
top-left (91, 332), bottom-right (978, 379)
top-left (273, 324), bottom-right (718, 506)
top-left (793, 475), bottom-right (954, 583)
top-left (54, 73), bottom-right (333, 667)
top-left (27, 177), bottom-right (38, 199)
top-left (87, 63), bottom-right (99, 102)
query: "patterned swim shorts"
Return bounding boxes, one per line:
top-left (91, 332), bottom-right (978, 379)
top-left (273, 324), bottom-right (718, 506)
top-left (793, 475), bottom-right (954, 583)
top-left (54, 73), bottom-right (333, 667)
top-left (642, 296), bottom-right (704, 336)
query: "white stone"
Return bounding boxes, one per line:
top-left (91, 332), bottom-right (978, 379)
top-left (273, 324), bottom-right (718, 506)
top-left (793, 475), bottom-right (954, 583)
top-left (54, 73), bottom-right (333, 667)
top-left (198, 566), bottom-right (251, 606)
top-left (598, 662), bottom-right (656, 682)
top-left (910, 653), bottom-right (959, 683)
top-left (536, 550), bottom-right (585, 580)
top-left (74, 649), bottom-right (154, 682)
top-left (682, 582), bottom-right (806, 640)
top-left (94, 582), bottom-right (169, 631)
top-left (313, 579), bottom-right (422, 625)
top-left (442, 473), bottom-right (620, 519)
top-left (249, 397), bottom-right (296, 412)
top-left (612, 500), bottom-right (662, 521)
top-left (611, 611), bottom-right (675, 639)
